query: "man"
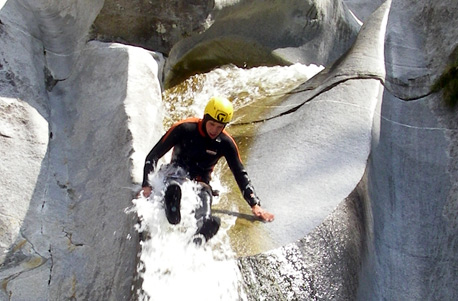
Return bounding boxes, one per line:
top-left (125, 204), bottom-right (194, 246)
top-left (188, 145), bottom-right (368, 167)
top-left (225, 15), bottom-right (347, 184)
top-left (141, 96), bottom-right (274, 244)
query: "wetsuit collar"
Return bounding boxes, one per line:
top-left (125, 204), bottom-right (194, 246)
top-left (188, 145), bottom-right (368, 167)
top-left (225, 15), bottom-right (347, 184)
top-left (198, 119), bottom-right (207, 137)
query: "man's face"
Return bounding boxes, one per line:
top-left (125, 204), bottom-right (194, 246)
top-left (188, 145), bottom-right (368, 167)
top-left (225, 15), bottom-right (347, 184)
top-left (206, 120), bottom-right (225, 139)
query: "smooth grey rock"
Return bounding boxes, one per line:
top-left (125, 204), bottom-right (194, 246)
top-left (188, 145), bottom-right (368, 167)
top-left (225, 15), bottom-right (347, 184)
top-left (164, 0), bottom-right (362, 87)
top-left (357, 90), bottom-right (457, 301)
top-left (355, 1), bottom-right (458, 299)
top-left (0, 36), bottom-right (164, 299)
top-left (241, 0), bottom-right (458, 300)
top-left (0, 3), bottom-right (49, 267)
top-left (92, 0), bottom-right (214, 54)
top-left (244, 0), bottom-right (390, 249)
top-left (1, 0), bottom-right (104, 80)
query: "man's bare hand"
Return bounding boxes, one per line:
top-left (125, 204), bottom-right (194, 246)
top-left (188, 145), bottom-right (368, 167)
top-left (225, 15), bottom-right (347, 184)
top-left (251, 205), bottom-right (274, 222)
top-left (137, 186), bottom-right (152, 198)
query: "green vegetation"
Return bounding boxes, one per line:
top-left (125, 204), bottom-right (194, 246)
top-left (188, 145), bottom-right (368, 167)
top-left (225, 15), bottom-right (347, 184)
top-left (431, 54), bottom-right (458, 109)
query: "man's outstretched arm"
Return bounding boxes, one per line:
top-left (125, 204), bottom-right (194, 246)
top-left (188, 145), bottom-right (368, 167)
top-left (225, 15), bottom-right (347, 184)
top-left (223, 135), bottom-right (274, 222)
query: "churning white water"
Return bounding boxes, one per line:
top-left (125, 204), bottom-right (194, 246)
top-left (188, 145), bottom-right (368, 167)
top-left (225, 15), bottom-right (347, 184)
top-left (130, 63), bottom-right (323, 300)
top-left (163, 63), bottom-right (324, 127)
top-left (131, 169), bottom-right (244, 301)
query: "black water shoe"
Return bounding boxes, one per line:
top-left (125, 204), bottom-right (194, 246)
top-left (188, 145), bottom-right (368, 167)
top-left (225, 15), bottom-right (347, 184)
top-left (164, 182), bottom-right (181, 224)
top-left (195, 216), bottom-right (221, 243)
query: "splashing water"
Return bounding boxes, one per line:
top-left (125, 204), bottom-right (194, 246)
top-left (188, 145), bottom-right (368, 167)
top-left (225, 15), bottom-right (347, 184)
top-left (131, 169), bottom-right (246, 301)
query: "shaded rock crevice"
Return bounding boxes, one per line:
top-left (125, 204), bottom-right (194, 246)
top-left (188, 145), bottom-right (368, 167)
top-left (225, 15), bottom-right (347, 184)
top-left (47, 246), bottom-right (53, 286)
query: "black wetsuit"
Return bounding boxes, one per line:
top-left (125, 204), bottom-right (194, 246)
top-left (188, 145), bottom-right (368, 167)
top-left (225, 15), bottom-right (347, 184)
top-left (142, 117), bottom-right (260, 207)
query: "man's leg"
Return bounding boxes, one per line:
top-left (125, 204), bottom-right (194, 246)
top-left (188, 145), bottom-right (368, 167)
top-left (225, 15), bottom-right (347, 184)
top-left (193, 184), bottom-right (221, 244)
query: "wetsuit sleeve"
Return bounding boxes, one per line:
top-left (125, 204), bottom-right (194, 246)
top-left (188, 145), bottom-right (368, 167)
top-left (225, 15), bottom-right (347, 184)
top-left (142, 125), bottom-right (182, 187)
top-left (223, 136), bottom-right (261, 207)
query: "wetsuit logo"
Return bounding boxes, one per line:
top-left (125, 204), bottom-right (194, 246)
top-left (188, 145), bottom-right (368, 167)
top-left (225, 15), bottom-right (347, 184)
top-left (216, 111), bottom-right (228, 123)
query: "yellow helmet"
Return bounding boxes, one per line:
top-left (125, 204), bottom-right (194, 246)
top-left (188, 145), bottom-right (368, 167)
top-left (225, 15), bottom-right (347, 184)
top-left (204, 97), bottom-right (233, 124)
